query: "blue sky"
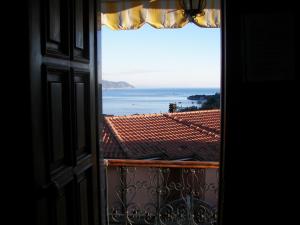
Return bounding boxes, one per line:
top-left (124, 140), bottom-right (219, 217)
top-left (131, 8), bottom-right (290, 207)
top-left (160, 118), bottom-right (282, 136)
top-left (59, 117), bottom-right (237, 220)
top-left (101, 23), bottom-right (220, 88)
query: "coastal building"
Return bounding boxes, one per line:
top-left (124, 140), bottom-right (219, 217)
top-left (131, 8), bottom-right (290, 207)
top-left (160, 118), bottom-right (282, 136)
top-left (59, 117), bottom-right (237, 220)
top-left (102, 110), bottom-right (221, 223)
top-left (102, 109), bottom-right (220, 161)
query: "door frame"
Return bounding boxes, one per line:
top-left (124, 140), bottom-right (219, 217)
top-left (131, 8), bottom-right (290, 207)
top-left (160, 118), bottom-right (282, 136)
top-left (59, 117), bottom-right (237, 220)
top-left (96, 1), bottom-right (227, 225)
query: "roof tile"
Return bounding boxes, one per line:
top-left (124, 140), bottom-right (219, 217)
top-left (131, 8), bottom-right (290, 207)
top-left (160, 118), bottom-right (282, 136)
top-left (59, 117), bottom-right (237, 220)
top-left (102, 110), bottom-right (220, 161)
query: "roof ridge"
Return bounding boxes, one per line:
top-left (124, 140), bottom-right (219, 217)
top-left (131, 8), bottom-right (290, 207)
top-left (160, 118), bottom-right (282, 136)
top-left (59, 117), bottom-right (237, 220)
top-left (163, 113), bottom-right (220, 139)
top-left (106, 113), bottom-right (164, 120)
top-left (166, 109), bottom-right (220, 116)
top-left (104, 117), bottom-right (130, 156)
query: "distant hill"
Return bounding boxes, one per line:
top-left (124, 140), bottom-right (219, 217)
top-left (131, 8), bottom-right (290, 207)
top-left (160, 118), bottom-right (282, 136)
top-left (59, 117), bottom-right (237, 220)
top-left (102, 80), bottom-right (134, 89)
top-left (175, 93), bottom-right (220, 112)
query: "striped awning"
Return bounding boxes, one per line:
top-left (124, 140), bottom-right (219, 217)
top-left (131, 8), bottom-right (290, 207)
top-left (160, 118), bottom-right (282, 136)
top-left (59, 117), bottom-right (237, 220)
top-left (98, 0), bottom-right (220, 30)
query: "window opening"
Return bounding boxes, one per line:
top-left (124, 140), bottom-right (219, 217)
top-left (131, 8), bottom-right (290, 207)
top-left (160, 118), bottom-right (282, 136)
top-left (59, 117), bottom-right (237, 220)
top-left (99, 1), bottom-right (221, 224)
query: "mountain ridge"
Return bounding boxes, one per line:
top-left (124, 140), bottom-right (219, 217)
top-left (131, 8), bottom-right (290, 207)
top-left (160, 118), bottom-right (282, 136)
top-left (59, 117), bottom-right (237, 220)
top-left (101, 80), bottom-right (134, 89)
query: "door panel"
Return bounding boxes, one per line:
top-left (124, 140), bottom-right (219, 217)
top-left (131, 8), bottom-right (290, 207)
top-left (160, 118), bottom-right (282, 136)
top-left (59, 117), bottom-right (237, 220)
top-left (77, 169), bottom-right (94, 225)
top-left (72, 0), bottom-right (90, 62)
top-left (43, 65), bottom-right (72, 173)
top-left (52, 181), bottom-right (75, 225)
top-left (43, 0), bottom-right (70, 58)
top-left (220, 1), bottom-right (297, 225)
top-left (72, 70), bottom-right (91, 159)
top-left (30, 0), bottom-right (100, 224)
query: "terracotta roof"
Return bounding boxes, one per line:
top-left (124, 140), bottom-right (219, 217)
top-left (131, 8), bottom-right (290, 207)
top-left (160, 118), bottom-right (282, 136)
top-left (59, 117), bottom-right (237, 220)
top-left (101, 110), bottom-right (220, 161)
top-left (101, 125), bottom-right (127, 159)
top-left (166, 109), bottom-right (221, 134)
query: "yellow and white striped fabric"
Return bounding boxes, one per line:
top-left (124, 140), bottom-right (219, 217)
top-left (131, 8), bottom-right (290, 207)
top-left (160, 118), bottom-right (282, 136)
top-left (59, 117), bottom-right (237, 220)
top-left (98, 0), bottom-right (220, 30)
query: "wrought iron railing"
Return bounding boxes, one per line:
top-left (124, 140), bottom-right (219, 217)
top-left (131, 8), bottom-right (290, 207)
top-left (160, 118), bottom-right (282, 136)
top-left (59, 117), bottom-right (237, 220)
top-left (104, 159), bottom-right (219, 225)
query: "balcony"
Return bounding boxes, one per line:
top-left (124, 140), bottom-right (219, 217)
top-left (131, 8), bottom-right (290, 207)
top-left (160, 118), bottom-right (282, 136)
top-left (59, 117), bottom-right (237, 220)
top-left (104, 159), bottom-right (219, 225)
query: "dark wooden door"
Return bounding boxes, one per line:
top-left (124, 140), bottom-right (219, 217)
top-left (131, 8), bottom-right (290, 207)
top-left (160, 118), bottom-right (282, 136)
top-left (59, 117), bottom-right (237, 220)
top-left (29, 0), bottom-right (100, 224)
top-left (220, 1), bottom-right (297, 225)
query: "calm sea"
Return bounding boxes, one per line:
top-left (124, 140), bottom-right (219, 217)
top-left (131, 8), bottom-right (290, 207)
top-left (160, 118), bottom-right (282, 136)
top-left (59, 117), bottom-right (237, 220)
top-left (102, 88), bottom-right (220, 116)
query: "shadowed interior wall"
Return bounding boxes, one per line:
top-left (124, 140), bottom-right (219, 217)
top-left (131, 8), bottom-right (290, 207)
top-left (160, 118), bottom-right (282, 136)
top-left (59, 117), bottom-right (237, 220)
top-left (221, 1), bottom-right (298, 224)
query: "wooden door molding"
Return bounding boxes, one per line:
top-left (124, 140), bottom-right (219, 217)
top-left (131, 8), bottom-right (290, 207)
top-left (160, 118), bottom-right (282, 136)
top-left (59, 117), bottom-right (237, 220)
top-left (42, 0), bottom-right (70, 58)
top-left (29, 0), bottom-right (100, 224)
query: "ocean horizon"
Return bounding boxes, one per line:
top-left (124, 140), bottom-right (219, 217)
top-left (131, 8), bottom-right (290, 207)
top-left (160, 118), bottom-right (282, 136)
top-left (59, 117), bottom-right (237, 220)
top-left (102, 87), bottom-right (220, 116)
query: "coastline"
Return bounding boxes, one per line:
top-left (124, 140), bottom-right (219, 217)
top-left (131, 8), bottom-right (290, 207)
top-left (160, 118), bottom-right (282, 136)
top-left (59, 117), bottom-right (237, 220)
top-left (102, 87), bottom-right (220, 116)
